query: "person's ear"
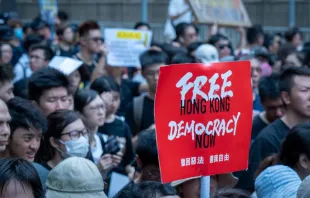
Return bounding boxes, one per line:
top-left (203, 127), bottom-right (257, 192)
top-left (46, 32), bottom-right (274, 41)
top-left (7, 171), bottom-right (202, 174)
top-left (299, 154), bottom-right (310, 170)
top-left (281, 91), bottom-right (290, 106)
top-left (31, 100), bottom-right (40, 109)
top-left (80, 37), bottom-right (87, 46)
top-left (50, 137), bottom-right (61, 150)
top-left (136, 155), bottom-right (142, 169)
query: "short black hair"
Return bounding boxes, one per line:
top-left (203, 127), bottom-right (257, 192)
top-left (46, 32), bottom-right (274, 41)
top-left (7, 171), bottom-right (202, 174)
top-left (246, 25), bottom-right (264, 45)
top-left (285, 27), bottom-right (301, 42)
top-left (187, 41), bottom-right (203, 54)
top-left (136, 129), bottom-right (158, 167)
top-left (0, 64), bottom-right (14, 84)
top-left (57, 10), bottom-right (69, 22)
top-left (7, 97), bottom-right (47, 135)
top-left (258, 74), bottom-right (281, 102)
top-left (279, 67), bottom-right (310, 94)
top-left (140, 50), bottom-right (168, 70)
top-left (209, 33), bottom-right (228, 46)
top-left (175, 22), bottom-right (199, 40)
top-left (90, 76), bottom-right (120, 94)
top-left (74, 89), bottom-right (99, 113)
top-left (280, 123), bottom-right (310, 169)
top-left (30, 44), bottom-right (54, 61)
top-left (56, 25), bottom-right (72, 37)
top-left (23, 34), bottom-right (44, 53)
top-left (28, 68), bottom-right (69, 102)
top-left (0, 158), bottom-right (44, 198)
top-left (134, 22), bottom-right (151, 30)
top-left (171, 52), bottom-right (197, 64)
top-left (114, 181), bottom-right (177, 198)
top-left (78, 20), bottom-right (100, 38)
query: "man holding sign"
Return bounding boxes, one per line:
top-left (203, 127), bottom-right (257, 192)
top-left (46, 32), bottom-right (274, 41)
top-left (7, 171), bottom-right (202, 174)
top-left (155, 61), bottom-right (252, 195)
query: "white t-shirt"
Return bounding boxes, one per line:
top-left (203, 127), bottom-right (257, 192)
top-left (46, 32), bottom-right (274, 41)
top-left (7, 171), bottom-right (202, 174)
top-left (164, 0), bottom-right (193, 41)
top-left (91, 134), bottom-right (104, 165)
top-left (169, 0), bottom-right (192, 26)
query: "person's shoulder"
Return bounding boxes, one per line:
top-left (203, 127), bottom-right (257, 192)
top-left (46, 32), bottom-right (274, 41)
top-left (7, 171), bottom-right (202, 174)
top-left (255, 119), bottom-right (284, 142)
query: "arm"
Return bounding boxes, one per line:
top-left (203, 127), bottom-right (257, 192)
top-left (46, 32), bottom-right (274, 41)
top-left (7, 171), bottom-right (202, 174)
top-left (169, 0), bottom-right (191, 21)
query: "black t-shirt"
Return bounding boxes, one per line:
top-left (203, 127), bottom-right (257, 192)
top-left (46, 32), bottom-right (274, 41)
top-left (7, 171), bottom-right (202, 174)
top-left (125, 96), bottom-right (154, 136)
top-left (117, 79), bottom-right (140, 117)
top-left (251, 115), bottom-right (268, 141)
top-left (235, 119), bottom-right (289, 191)
top-left (73, 54), bottom-right (97, 85)
top-left (98, 117), bottom-right (135, 174)
top-left (57, 47), bottom-right (75, 57)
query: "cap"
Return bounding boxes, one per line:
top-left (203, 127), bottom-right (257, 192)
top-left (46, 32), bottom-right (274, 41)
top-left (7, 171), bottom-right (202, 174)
top-left (48, 56), bottom-right (83, 75)
top-left (46, 157), bottom-right (107, 198)
top-left (297, 175), bottom-right (310, 198)
top-left (255, 165), bottom-right (301, 198)
top-left (194, 44), bottom-right (219, 64)
top-left (250, 46), bottom-right (269, 59)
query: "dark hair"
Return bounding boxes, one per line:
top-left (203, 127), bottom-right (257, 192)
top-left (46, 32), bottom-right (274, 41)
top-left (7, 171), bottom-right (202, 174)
top-left (246, 25), bottom-right (264, 45)
top-left (74, 89), bottom-right (99, 113)
top-left (258, 74), bottom-right (281, 103)
top-left (0, 158), bottom-right (44, 198)
top-left (114, 181), bottom-right (177, 198)
top-left (23, 34), bottom-right (44, 53)
top-left (171, 52), bottom-right (197, 64)
top-left (28, 68), bottom-right (69, 102)
top-left (134, 22), bottom-right (151, 30)
top-left (7, 97), bottom-right (47, 135)
top-left (209, 34), bottom-right (228, 46)
top-left (78, 20), bottom-right (100, 38)
top-left (30, 44), bottom-right (54, 61)
top-left (31, 19), bottom-right (49, 32)
top-left (279, 67), bottom-right (310, 94)
top-left (136, 129), bottom-right (158, 167)
top-left (57, 11), bottom-right (69, 22)
top-left (90, 76), bottom-right (120, 94)
top-left (280, 123), bottom-right (310, 168)
top-left (278, 43), bottom-right (296, 63)
top-left (56, 25), bottom-right (72, 37)
top-left (212, 188), bottom-right (251, 198)
top-left (140, 50), bottom-right (168, 70)
top-left (285, 27), bottom-right (301, 42)
top-left (175, 22), bottom-right (199, 40)
top-left (22, 23), bottom-right (32, 34)
top-left (0, 64), bottom-right (14, 84)
top-left (187, 41), bottom-right (203, 54)
top-left (255, 123), bottom-right (310, 179)
top-left (36, 110), bottom-right (80, 162)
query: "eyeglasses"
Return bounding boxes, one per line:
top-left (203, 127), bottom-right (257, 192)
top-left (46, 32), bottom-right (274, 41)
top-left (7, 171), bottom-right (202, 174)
top-left (219, 44), bottom-right (231, 50)
top-left (89, 37), bottom-right (104, 43)
top-left (30, 55), bottom-right (45, 60)
top-left (61, 128), bottom-right (89, 140)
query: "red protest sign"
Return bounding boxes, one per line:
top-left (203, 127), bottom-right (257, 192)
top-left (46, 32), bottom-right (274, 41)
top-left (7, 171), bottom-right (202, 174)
top-left (155, 61), bottom-right (252, 183)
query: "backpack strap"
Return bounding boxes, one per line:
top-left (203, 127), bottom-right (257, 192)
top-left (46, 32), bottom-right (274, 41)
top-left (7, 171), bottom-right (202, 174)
top-left (133, 94), bottom-right (146, 133)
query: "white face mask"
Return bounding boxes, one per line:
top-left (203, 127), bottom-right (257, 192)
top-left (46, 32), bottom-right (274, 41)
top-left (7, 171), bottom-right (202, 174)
top-left (58, 136), bottom-right (90, 158)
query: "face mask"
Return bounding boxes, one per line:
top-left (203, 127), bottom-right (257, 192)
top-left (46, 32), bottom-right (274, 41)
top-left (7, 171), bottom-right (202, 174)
top-left (58, 136), bottom-right (89, 158)
top-left (14, 28), bottom-right (23, 40)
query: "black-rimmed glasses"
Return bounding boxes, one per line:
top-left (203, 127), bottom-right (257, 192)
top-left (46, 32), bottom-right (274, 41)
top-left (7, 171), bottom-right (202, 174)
top-left (61, 129), bottom-right (89, 140)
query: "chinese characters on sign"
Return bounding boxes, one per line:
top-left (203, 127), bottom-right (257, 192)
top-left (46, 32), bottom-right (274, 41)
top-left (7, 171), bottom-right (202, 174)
top-left (181, 157), bottom-right (205, 167)
top-left (209, 154), bottom-right (230, 164)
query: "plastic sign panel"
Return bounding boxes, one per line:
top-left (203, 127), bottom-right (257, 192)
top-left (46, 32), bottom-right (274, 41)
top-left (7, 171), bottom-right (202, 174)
top-left (155, 61), bottom-right (253, 183)
top-left (104, 28), bottom-right (152, 67)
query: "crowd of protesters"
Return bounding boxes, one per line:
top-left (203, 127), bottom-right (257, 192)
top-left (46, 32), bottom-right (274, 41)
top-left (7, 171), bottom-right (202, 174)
top-left (1, 0), bottom-right (310, 197)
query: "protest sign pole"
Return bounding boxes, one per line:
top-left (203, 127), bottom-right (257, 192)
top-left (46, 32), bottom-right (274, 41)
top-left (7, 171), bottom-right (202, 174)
top-left (200, 176), bottom-right (210, 198)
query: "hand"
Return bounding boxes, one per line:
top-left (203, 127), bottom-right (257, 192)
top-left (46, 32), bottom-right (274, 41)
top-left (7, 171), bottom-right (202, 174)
top-left (237, 26), bottom-right (245, 35)
top-left (100, 43), bottom-right (109, 56)
top-left (111, 152), bottom-right (123, 167)
top-left (98, 154), bottom-right (114, 172)
top-left (210, 23), bottom-right (218, 35)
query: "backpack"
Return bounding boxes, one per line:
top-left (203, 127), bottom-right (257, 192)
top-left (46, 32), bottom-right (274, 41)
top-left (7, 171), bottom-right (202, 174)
top-left (133, 94), bottom-right (147, 133)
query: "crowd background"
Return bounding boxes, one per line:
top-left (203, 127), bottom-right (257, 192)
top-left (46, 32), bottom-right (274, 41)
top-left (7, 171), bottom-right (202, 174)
top-left (1, 0), bottom-right (310, 198)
